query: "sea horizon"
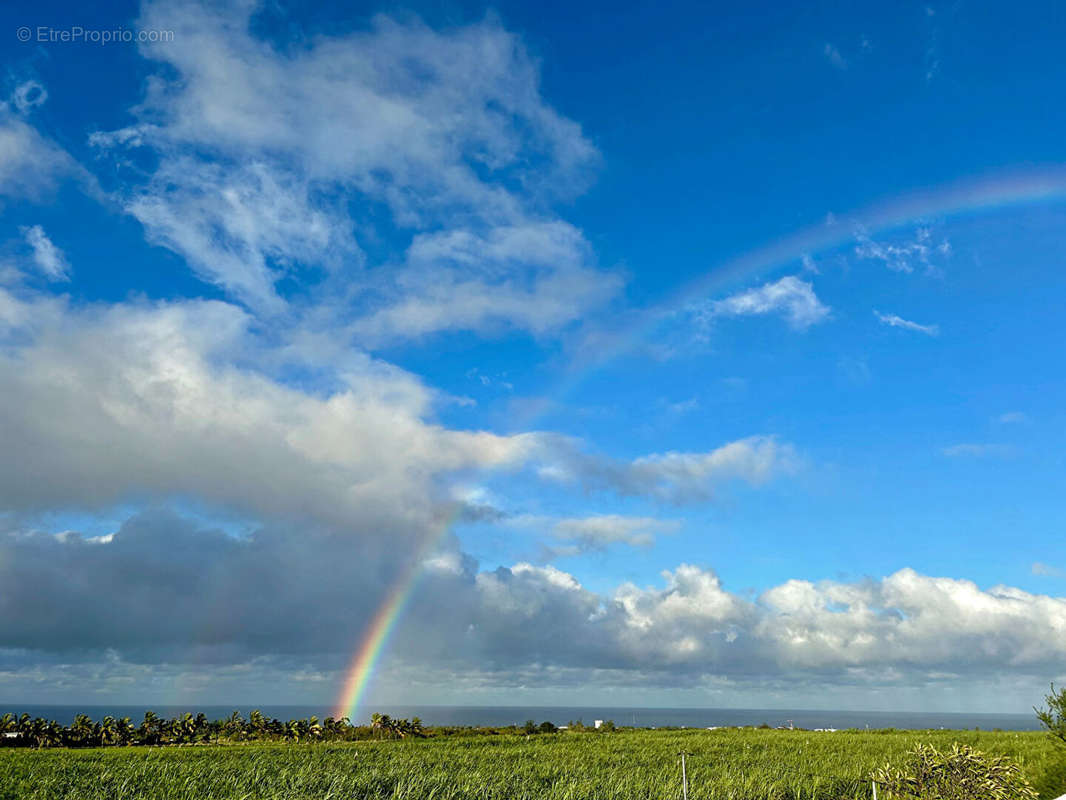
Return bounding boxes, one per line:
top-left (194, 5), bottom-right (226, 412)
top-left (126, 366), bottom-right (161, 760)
top-left (0, 704), bottom-right (1044, 731)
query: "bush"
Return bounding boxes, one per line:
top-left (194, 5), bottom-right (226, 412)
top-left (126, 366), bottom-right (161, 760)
top-left (871, 743), bottom-right (1038, 799)
top-left (1036, 683), bottom-right (1066, 748)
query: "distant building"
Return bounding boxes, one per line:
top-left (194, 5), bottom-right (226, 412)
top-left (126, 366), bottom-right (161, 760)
top-left (594, 720), bottom-right (603, 729)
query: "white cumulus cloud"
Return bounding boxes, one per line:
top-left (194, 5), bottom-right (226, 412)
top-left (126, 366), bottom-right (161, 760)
top-left (693, 276), bottom-right (830, 331)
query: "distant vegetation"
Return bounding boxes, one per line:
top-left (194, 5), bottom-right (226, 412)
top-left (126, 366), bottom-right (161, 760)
top-left (0, 709), bottom-right (614, 748)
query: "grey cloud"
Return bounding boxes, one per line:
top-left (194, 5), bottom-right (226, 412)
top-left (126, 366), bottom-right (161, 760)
top-left (0, 290), bottom-right (537, 530)
top-left (551, 515), bottom-right (679, 549)
top-left (3, 508), bottom-right (1064, 695)
top-left (538, 435), bottom-right (798, 504)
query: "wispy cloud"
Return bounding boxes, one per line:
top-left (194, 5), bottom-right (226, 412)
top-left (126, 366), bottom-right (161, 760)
top-left (874, 310), bottom-right (939, 336)
top-left (1032, 562), bottom-right (1064, 578)
top-left (823, 43), bottom-right (847, 70)
top-left (942, 443), bottom-right (1014, 458)
top-left (505, 513), bottom-right (681, 561)
top-left (997, 411), bottom-right (1028, 424)
top-left (12, 80), bottom-right (48, 113)
top-left (923, 6), bottom-right (941, 82)
top-left (19, 224), bottom-right (70, 281)
top-left (91, 3), bottom-right (615, 335)
top-left (0, 101), bottom-right (80, 202)
top-left (855, 226), bottom-right (950, 275)
top-left (694, 276), bottom-right (830, 331)
top-left (540, 435), bottom-right (798, 504)
top-left (552, 515), bottom-right (680, 550)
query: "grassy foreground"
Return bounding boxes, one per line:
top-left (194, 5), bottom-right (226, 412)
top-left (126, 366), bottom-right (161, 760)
top-left (1, 728), bottom-right (1063, 800)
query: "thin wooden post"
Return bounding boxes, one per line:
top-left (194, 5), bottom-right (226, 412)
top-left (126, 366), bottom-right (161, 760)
top-left (871, 779), bottom-right (878, 800)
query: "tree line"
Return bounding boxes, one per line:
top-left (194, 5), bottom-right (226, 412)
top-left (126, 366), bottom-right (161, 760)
top-left (1, 686), bottom-right (1062, 752)
top-left (0, 710), bottom-right (420, 748)
top-left (0, 709), bottom-right (627, 749)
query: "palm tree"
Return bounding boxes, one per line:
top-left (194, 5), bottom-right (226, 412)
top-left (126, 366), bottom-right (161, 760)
top-left (323, 716), bottom-right (349, 740)
top-left (249, 709), bottom-right (267, 738)
top-left (373, 713), bottom-right (395, 739)
top-left (284, 718), bottom-right (306, 742)
top-left (30, 718), bottom-right (62, 748)
top-left (140, 711), bottom-right (161, 745)
top-left (224, 711), bottom-right (245, 740)
top-left (100, 716), bottom-right (119, 746)
top-left (175, 713), bottom-right (196, 744)
top-left (117, 717), bottom-right (136, 746)
top-left (0, 712), bottom-right (16, 744)
top-left (194, 713), bottom-right (209, 742)
top-left (71, 714), bottom-right (97, 747)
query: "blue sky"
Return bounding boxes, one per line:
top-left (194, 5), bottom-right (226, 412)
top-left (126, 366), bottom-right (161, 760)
top-left (0, 0), bottom-right (1064, 712)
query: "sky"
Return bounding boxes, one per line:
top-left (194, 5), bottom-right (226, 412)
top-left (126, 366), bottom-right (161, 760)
top-left (0, 0), bottom-right (1064, 715)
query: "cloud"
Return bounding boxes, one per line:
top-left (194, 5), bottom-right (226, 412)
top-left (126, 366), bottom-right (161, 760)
top-left (90, 1), bottom-right (615, 332)
top-left (1032, 563), bottom-right (1064, 578)
top-left (19, 225), bottom-right (70, 281)
top-left (998, 411), bottom-right (1028, 424)
top-left (823, 43), bottom-right (847, 70)
top-left (855, 227), bottom-right (950, 275)
top-left (874, 310), bottom-right (939, 336)
top-left (4, 513), bottom-right (1064, 694)
top-left (125, 160), bottom-right (358, 314)
top-left (692, 276), bottom-right (830, 331)
top-left (0, 289), bottom-right (539, 530)
top-left (551, 515), bottom-right (680, 550)
top-left (0, 104), bottom-right (79, 202)
top-left (540, 435), bottom-right (798, 504)
top-left (12, 81), bottom-right (48, 113)
top-left (507, 514), bottom-right (682, 561)
top-left (351, 222), bottom-right (621, 344)
top-left (941, 443), bottom-right (1014, 458)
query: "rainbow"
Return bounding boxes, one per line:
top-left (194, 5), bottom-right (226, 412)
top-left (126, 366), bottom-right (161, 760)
top-left (332, 552), bottom-right (425, 721)
top-left (565, 165), bottom-right (1066, 379)
top-left (332, 165), bottom-right (1066, 722)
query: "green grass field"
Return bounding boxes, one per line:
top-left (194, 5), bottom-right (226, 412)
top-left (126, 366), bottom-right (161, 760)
top-left (1, 728), bottom-right (1063, 800)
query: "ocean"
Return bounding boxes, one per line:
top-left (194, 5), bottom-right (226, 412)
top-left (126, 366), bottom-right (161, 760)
top-left (0, 705), bottom-right (1043, 731)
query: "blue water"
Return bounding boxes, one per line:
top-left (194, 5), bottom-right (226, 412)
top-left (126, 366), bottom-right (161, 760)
top-left (0, 705), bottom-right (1043, 731)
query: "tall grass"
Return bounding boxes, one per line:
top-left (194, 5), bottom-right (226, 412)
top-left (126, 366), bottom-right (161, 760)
top-left (0, 728), bottom-right (1061, 800)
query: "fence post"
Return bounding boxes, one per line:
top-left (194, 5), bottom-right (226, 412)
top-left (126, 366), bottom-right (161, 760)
top-left (871, 779), bottom-right (878, 800)
top-left (677, 750), bottom-right (695, 800)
